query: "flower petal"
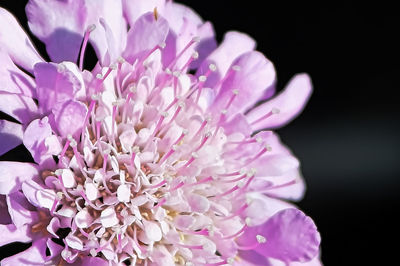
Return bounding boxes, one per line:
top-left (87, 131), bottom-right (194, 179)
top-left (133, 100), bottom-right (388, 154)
top-left (0, 224), bottom-right (32, 246)
top-left (23, 117), bottom-right (53, 163)
top-left (0, 162), bottom-right (39, 195)
top-left (1, 238), bottom-right (47, 265)
top-left (210, 51), bottom-right (275, 118)
top-left (197, 31), bottom-right (255, 90)
top-left (0, 8), bottom-right (43, 73)
top-left (123, 12), bottom-right (169, 63)
top-left (241, 208), bottom-right (321, 263)
top-left (26, 0), bottom-right (87, 63)
top-left (53, 100), bottom-right (88, 139)
top-left (0, 51), bottom-right (36, 97)
top-left (122, 0), bottom-right (166, 27)
top-left (247, 74), bottom-right (312, 130)
top-left (6, 191), bottom-right (37, 228)
top-left (0, 92), bottom-right (38, 124)
top-left (0, 120), bottom-right (23, 156)
top-left (34, 62), bottom-right (82, 113)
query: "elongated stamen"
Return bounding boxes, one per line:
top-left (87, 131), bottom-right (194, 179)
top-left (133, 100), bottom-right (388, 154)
top-left (79, 24), bottom-right (96, 70)
top-left (244, 144), bottom-right (272, 165)
top-left (250, 107), bottom-right (280, 125)
top-left (167, 37), bottom-right (200, 69)
top-left (180, 51), bottom-right (199, 71)
top-left (236, 235), bottom-right (266, 250)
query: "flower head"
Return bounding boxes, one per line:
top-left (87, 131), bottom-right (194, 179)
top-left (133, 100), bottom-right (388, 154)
top-left (0, 1), bottom-right (320, 265)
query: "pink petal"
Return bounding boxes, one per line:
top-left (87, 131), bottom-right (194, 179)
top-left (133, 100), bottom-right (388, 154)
top-left (1, 238), bottom-right (47, 265)
top-left (0, 224), bottom-right (31, 246)
top-left (247, 74), bottom-right (312, 130)
top-left (0, 120), bottom-right (23, 156)
top-left (81, 257), bottom-right (109, 266)
top-left (0, 51), bottom-right (36, 97)
top-left (34, 62), bottom-right (82, 113)
top-left (85, 0), bottom-right (127, 65)
top-left (0, 92), bottom-right (38, 124)
top-left (123, 12), bottom-right (169, 63)
top-left (0, 162), bottom-right (39, 195)
top-left (222, 113), bottom-right (252, 137)
top-left (23, 117), bottom-right (53, 163)
top-left (241, 208), bottom-right (321, 263)
top-left (143, 220), bottom-right (162, 242)
top-left (100, 207), bottom-right (119, 227)
top-left (122, 0), bottom-right (166, 27)
top-left (6, 191), bottom-right (37, 228)
top-left (75, 208), bottom-right (94, 228)
top-left (210, 51), bottom-right (275, 118)
top-left (251, 154), bottom-right (300, 177)
top-left (0, 8), bottom-right (44, 73)
top-left (197, 31), bottom-right (255, 90)
top-left (26, 0), bottom-right (87, 63)
top-left (187, 193), bottom-right (210, 213)
top-left (53, 100), bottom-right (87, 139)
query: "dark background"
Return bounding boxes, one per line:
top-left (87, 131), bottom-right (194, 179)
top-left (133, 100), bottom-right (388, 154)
top-left (1, 1), bottom-right (399, 265)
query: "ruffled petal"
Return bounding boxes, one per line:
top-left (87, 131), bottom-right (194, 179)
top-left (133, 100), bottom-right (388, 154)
top-left (0, 120), bottom-right (23, 156)
top-left (210, 51), bottom-right (275, 118)
top-left (53, 100), bottom-right (88, 139)
top-left (0, 50), bottom-right (36, 97)
top-left (0, 8), bottom-right (43, 73)
top-left (197, 31), bottom-right (255, 90)
top-left (247, 74), bottom-right (312, 130)
top-left (240, 208), bottom-right (321, 263)
top-left (85, 0), bottom-right (127, 65)
top-left (7, 191), bottom-right (38, 228)
top-left (0, 224), bottom-right (32, 246)
top-left (0, 162), bottom-right (39, 195)
top-left (34, 62), bottom-right (82, 113)
top-left (122, 0), bottom-right (166, 27)
top-left (0, 92), bottom-right (38, 124)
top-left (1, 238), bottom-right (47, 265)
top-left (26, 0), bottom-right (87, 63)
top-left (123, 12), bottom-right (169, 63)
top-left (23, 117), bottom-right (53, 163)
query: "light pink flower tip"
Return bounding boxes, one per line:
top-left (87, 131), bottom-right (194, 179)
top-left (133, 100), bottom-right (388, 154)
top-left (0, 1), bottom-right (320, 265)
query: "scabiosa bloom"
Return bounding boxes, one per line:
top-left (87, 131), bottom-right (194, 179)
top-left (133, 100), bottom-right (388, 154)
top-left (0, 0), bottom-right (321, 265)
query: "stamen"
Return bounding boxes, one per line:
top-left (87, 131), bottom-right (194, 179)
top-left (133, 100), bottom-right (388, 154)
top-left (236, 235), bottom-right (266, 250)
top-left (167, 37), bottom-right (200, 69)
top-left (79, 24), bottom-right (96, 70)
top-left (250, 107), bottom-right (280, 125)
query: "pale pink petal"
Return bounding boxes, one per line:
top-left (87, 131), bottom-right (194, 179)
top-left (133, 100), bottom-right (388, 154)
top-left (75, 207), bottom-right (94, 228)
top-left (0, 92), bottom-right (38, 124)
top-left (0, 162), bottom-right (39, 195)
top-left (0, 224), bottom-right (32, 246)
top-left (100, 207), bottom-right (119, 227)
top-left (0, 51), bottom-right (36, 97)
top-left (290, 256), bottom-right (323, 266)
top-left (197, 31), bottom-right (256, 89)
top-left (26, 0), bottom-right (87, 62)
top-left (123, 12), bottom-right (169, 63)
top-left (34, 62), bottom-right (82, 113)
top-left (247, 74), bottom-right (313, 130)
top-left (23, 117), bottom-right (53, 163)
top-left (53, 100), bottom-right (87, 139)
top-left (0, 120), bottom-right (23, 156)
top-left (222, 113), bottom-right (252, 137)
top-left (85, 0), bottom-right (127, 65)
top-left (251, 154), bottom-right (300, 177)
top-left (122, 0), bottom-right (166, 27)
top-left (6, 191), bottom-right (37, 228)
top-left (210, 51), bottom-right (275, 118)
top-left (0, 8), bottom-right (43, 73)
top-left (1, 238), bottom-right (47, 265)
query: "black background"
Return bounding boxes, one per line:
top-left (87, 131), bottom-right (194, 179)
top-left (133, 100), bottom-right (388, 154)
top-left (1, 1), bottom-right (399, 265)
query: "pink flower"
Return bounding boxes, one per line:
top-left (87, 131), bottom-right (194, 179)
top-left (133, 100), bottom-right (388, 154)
top-left (0, 1), bottom-right (321, 265)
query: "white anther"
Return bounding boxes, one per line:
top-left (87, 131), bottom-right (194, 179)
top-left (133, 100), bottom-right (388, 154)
top-left (96, 73), bottom-right (103, 79)
top-left (245, 195), bottom-right (253, 205)
top-left (57, 63), bottom-right (66, 73)
top-left (192, 36), bottom-right (201, 43)
top-left (89, 248), bottom-right (97, 257)
top-left (161, 111), bottom-right (169, 118)
top-left (232, 89), bottom-right (239, 95)
top-left (69, 139), bottom-right (77, 148)
top-left (198, 75), bottom-right (207, 82)
top-left (132, 146), bottom-right (140, 153)
top-left (265, 144), bottom-right (272, 151)
top-left (256, 137), bottom-right (263, 143)
top-left (191, 152), bottom-right (199, 159)
top-left (272, 107), bottom-right (280, 114)
top-left (56, 192), bottom-right (63, 199)
top-left (129, 84), bottom-right (137, 93)
top-left (117, 56), bottom-right (125, 63)
top-left (165, 68), bottom-right (172, 75)
top-left (87, 24), bottom-right (96, 32)
top-left (173, 71), bottom-right (181, 77)
top-left (192, 51), bottom-right (199, 59)
top-left (185, 262), bottom-right (194, 266)
top-left (55, 169), bottom-right (63, 176)
top-left (204, 131), bottom-right (212, 138)
top-left (178, 101), bottom-right (185, 108)
top-left (221, 109), bottom-right (228, 115)
top-left (247, 168), bottom-right (257, 177)
top-left (227, 258), bottom-right (235, 264)
top-left (209, 63), bottom-right (217, 71)
top-left (159, 42), bottom-right (166, 49)
top-left (109, 64), bottom-right (117, 70)
top-left (256, 234), bottom-right (266, 243)
top-left (182, 129), bottom-right (189, 135)
top-left (171, 145), bottom-right (178, 151)
top-left (205, 115), bottom-right (212, 122)
top-left (237, 180), bottom-right (246, 188)
top-left (91, 94), bottom-right (100, 101)
top-left (245, 217), bottom-right (252, 226)
top-left (239, 168), bottom-right (247, 175)
top-left (232, 65), bottom-right (241, 71)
